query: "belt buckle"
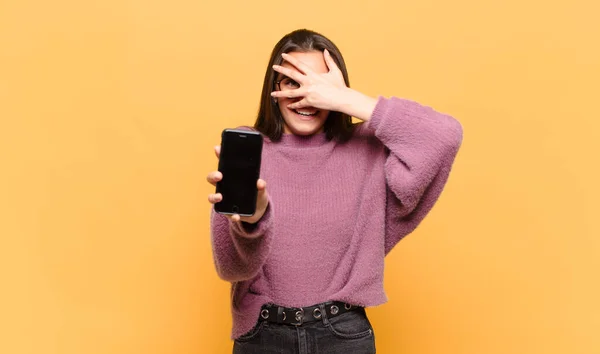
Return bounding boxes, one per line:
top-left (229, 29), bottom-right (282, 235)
top-left (291, 308), bottom-right (304, 326)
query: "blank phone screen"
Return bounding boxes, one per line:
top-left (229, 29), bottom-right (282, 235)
top-left (215, 130), bottom-right (263, 216)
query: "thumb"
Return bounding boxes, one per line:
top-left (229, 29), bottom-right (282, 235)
top-left (323, 49), bottom-right (339, 73)
top-left (257, 179), bottom-right (267, 193)
top-left (257, 179), bottom-right (268, 201)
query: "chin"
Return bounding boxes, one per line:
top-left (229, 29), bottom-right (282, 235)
top-left (282, 109), bottom-right (329, 136)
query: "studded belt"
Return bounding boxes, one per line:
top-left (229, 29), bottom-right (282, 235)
top-left (258, 301), bottom-right (360, 326)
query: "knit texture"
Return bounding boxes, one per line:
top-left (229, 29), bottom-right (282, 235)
top-left (210, 96), bottom-right (463, 339)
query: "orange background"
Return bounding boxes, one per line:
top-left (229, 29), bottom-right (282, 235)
top-left (1, 0), bottom-right (599, 353)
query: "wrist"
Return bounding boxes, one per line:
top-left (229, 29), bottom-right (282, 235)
top-left (242, 203), bottom-right (267, 224)
top-left (336, 88), bottom-right (378, 121)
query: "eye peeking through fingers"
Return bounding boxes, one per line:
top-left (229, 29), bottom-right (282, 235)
top-left (276, 77), bottom-right (301, 90)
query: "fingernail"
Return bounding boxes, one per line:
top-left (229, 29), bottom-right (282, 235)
top-left (270, 92), bottom-right (276, 96)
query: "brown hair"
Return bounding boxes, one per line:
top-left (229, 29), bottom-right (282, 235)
top-left (254, 29), bottom-right (354, 142)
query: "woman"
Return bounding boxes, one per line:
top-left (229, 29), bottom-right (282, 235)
top-left (206, 29), bottom-right (463, 354)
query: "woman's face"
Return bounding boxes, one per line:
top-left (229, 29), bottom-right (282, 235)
top-left (274, 51), bottom-right (330, 136)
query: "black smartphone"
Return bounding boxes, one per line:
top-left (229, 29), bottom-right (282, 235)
top-left (214, 129), bottom-right (263, 216)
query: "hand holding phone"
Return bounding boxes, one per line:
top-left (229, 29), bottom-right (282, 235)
top-left (206, 129), bottom-right (269, 224)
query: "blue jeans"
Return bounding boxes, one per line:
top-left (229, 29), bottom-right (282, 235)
top-left (233, 307), bottom-right (376, 353)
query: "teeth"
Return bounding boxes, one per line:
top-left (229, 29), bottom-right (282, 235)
top-left (294, 109), bottom-right (317, 116)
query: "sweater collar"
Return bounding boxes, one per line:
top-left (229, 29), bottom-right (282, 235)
top-left (278, 132), bottom-right (329, 148)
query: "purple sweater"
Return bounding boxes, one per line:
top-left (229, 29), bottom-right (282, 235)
top-left (210, 97), bottom-right (463, 339)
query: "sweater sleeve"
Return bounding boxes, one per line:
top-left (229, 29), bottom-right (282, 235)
top-left (367, 97), bottom-right (463, 255)
top-left (209, 199), bottom-right (274, 282)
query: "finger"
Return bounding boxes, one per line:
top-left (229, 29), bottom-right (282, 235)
top-left (271, 87), bottom-right (306, 98)
top-left (230, 214), bottom-right (241, 222)
top-left (287, 99), bottom-right (309, 110)
top-left (257, 179), bottom-right (267, 191)
top-left (207, 193), bottom-right (222, 204)
top-left (206, 171), bottom-right (223, 186)
top-left (281, 53), bottom-right (315, 75)
top-left (323, 49), bottom-right (340, 73)
top-left (214, 145), bottom-right (221, 159)
top-left (272, 64), bottom-right (305, 84)
top-left (257, 180), bottom-right (268, 202)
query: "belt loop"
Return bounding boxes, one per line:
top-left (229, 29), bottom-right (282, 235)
top-left (318, 303), bottom-right (330, 325)
top-left (277, 306), bottom-right (284, 324)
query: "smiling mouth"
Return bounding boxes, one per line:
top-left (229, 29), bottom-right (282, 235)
top-left (293, 109), bottom-right (319, 117)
